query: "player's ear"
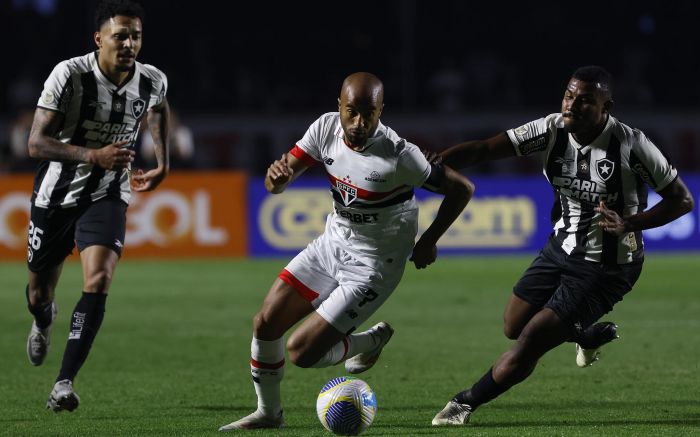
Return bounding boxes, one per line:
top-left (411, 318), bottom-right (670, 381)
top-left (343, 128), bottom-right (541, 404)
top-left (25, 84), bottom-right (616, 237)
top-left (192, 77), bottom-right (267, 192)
top-left (337, 98), bottom-right (341, 111)
top-left (94, 31), bottom-right (102, 49)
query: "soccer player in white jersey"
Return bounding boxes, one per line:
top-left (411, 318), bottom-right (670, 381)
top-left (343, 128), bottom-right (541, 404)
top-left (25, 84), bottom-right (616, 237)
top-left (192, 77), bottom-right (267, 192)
top-left (219, 72), bottom-right (474, 431)
top-left (430, 66), bottom-right (694, 426)
top-left (24, 0), bottom-right (169, 412)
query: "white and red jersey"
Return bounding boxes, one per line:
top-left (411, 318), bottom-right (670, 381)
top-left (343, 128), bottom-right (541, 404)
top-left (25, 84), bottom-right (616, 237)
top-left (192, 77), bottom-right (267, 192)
top-left (291, 112), bottom-right (431, 268)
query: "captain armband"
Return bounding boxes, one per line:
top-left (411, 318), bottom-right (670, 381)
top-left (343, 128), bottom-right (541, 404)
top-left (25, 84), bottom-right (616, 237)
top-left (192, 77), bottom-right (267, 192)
top-left (421, 163), bottom-right (446, 193)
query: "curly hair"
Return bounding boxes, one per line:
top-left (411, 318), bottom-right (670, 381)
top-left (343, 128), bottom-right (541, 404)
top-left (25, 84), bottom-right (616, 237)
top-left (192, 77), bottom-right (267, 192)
top-left (94, 0), bottom-right (145, 30)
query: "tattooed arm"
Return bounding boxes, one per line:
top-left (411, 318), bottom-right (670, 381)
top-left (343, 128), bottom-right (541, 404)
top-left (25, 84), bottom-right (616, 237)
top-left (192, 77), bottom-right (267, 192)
top-left (131, 98), bottom-right (170, 192)
top-left (27, 108), bottom-right (134, 169)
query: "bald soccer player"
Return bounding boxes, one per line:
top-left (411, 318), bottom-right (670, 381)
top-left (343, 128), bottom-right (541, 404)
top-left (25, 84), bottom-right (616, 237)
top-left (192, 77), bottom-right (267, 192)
top-left (219, 72), bottom-right (475, 431)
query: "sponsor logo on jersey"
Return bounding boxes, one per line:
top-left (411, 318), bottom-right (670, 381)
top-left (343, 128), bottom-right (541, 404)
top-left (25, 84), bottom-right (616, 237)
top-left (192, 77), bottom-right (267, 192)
top-left (324, 157), bottom-right (334, 165)
top-left (552, 176), bottom-right (619, 204)
top-left (88, 100), bottom-right (106, 109)
top-left (81, 120), bottom-right (138, 144)
top-left (131, 98), bottom-right (146, 118)
top-left (632, 163), bottom-right (653, 186)
top-left (555, 157), bottom-right (575, 174)
top-left (518, 133), bottom-right (548, 155)
top-left (336, 180), bottom-right (357, 205)
top-left (595, 159), bottom-right (615, 181)
top-left (365, 171), bottom-right (386, 182)
top-left (334, 207), bottom-right (379, 224)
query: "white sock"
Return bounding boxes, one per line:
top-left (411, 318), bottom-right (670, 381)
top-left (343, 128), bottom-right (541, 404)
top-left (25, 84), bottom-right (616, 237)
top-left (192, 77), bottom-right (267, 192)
top-left (310, 329), bottom-right (379, 368)
top-left (250, 337), bottom-right (285, 416)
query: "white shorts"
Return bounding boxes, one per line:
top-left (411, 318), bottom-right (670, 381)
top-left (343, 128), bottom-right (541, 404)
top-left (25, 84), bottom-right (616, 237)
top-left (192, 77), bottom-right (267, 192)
top-left (279, 231), bottom-right (407, 335)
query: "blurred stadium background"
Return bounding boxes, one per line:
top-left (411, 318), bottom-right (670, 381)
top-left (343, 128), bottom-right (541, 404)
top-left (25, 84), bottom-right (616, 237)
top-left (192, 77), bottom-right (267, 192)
top-left (1, 0), bottom-right (698, 259)
top-left (1, 1), bottom-right (699, 435)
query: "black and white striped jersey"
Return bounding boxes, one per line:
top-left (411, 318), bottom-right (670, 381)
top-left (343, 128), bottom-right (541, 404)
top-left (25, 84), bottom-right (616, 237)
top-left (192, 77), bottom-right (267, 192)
top-left (32, 51), bottom-right (167, 209)
top-left (507, 113), bottom-right (677, 264)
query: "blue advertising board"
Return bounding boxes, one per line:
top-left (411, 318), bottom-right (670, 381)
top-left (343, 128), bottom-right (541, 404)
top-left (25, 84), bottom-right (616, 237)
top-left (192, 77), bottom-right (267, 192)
top-left (248, 175), bottom-right (700, 257)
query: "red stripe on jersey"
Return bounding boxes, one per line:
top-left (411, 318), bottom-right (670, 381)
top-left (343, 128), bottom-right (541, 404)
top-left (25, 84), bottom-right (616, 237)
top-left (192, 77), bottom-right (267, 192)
top-left (290, 145), bottom-right (319, 167)
top-left (326, 173), bottom-right (408, 201)
top-left (250, 358), bottom-right (285, 369)
top-left (279, 269), bottom-right (320, 301)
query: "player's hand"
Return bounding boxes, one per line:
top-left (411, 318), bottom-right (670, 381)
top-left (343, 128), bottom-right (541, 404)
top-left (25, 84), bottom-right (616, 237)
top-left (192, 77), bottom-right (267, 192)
top-left (596, 201), bottom-right (626, 236)
top-left (421, 148), bottom-right (443, 165)
top-left (131, 167), bottom-right (168, 192)
top-left (266, 154), bottom-right (294, 188)
top-left (410, 236), bottom-right (438, 269)
top-left (89, 140), bottom-right (134, 170)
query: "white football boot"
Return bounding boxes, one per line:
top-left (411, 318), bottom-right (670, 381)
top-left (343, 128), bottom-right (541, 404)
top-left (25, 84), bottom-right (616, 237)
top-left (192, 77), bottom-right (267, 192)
top-left (219, 410), bottom-right (284, 431)
top-left (47, 379), bottom-right (80, 412)
top-left (344, 322), bottom-right (394, 374)
top-left (432, 400), bottom-right (473, 426)
top-left (27, 302), bottom-right (57, 366)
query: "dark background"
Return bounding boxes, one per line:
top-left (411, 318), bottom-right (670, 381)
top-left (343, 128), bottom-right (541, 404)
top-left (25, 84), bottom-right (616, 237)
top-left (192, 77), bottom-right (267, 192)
top-left (2, 0), bottom-right (699, 173)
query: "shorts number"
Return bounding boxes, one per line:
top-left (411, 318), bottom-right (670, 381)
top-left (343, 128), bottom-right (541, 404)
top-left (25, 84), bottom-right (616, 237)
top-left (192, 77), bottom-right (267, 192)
top-left (28, 221), bottom-right (44, 250)
top-left (358, 288), bottom-right (378, 307)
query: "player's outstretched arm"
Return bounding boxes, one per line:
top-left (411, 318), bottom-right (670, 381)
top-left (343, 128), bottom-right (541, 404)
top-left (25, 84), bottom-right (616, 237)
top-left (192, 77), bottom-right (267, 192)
top-left (437, 132), bottom-right (515, 169)
top-left (28, 108), bottom-right (134, 169)
top-left (411, 166), bottom-right (474, 269)
top-left (132, 99), bottom-right (170, 192)
top-left (264, 153), bottom-right (308, 194)
top-left (597, 176), bottom-right (694, 236)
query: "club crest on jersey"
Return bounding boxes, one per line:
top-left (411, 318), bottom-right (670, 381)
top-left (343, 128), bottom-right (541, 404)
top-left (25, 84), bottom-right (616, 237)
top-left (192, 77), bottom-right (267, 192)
top-left (131, 98), bottom-right (146, 118)
top-left (595, 158), bottom-right (615, 181)
top-left (336, 180), bottom-right (357, 206)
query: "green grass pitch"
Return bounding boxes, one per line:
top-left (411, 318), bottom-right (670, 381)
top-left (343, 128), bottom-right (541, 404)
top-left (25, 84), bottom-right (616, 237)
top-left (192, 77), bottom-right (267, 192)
top-left (1, 254), bottom-right (698, 436)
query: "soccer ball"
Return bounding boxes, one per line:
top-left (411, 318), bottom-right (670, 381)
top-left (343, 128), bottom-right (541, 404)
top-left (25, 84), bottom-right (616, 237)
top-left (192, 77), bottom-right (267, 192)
top-left (316, 376), bottom-right (377, 435)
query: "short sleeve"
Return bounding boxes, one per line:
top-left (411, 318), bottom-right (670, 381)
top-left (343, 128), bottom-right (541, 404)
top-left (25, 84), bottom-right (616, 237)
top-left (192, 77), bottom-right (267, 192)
top-left (37, 61), bottom-right (73, 114)
top-left (506, 116), bottom-right (554, 156)
top-left (629, 130), bottom-right (678, 192)
top-left (144, 65), bottom-right (168, 109)
top-left (397, 141), bottom-right (431, 187)
top-left (295, 115), bottom-right (331, 162)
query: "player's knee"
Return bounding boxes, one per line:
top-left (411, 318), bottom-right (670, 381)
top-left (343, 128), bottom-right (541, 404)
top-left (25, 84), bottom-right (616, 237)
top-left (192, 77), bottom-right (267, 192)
top-left (27, 284), bottom-right (53, 304)
top-left (503, 322), bottom-right (521, 340)
top-left (286, 337), bottom-right (317, 368)
top-left (252, 310), bottom-right (285, 339)
top-left (84, 269), bottom-right (112, 293)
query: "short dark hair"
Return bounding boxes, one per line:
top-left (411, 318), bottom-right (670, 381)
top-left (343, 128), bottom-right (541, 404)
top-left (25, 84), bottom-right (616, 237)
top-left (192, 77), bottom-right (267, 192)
top-left (572, 65), bottom-right (613, 95)
top-left (95, 0), bottom-right (145, 30)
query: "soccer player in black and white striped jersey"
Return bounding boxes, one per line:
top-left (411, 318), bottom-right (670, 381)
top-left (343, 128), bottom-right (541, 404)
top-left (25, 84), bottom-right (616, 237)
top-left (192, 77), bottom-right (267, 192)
top-left (24, 0), bottom-right (169, 412)
top-left (430, 66), bottom-right (694, 426)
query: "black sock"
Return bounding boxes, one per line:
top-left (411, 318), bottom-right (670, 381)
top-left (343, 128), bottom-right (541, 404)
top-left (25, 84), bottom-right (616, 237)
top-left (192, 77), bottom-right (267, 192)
top-left (453, 368), bottom-right (508, 410)
top-left (26, 285), bottom-right (53, 329)
top-left (57, 293), bottom-right (107, 382)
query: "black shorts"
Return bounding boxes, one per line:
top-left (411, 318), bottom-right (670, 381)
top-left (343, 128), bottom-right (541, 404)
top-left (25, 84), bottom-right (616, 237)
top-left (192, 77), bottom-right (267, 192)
top-left (27, 197), bottom-right (127, 273)
top-left (513, 236), bottom-right (643, 335)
